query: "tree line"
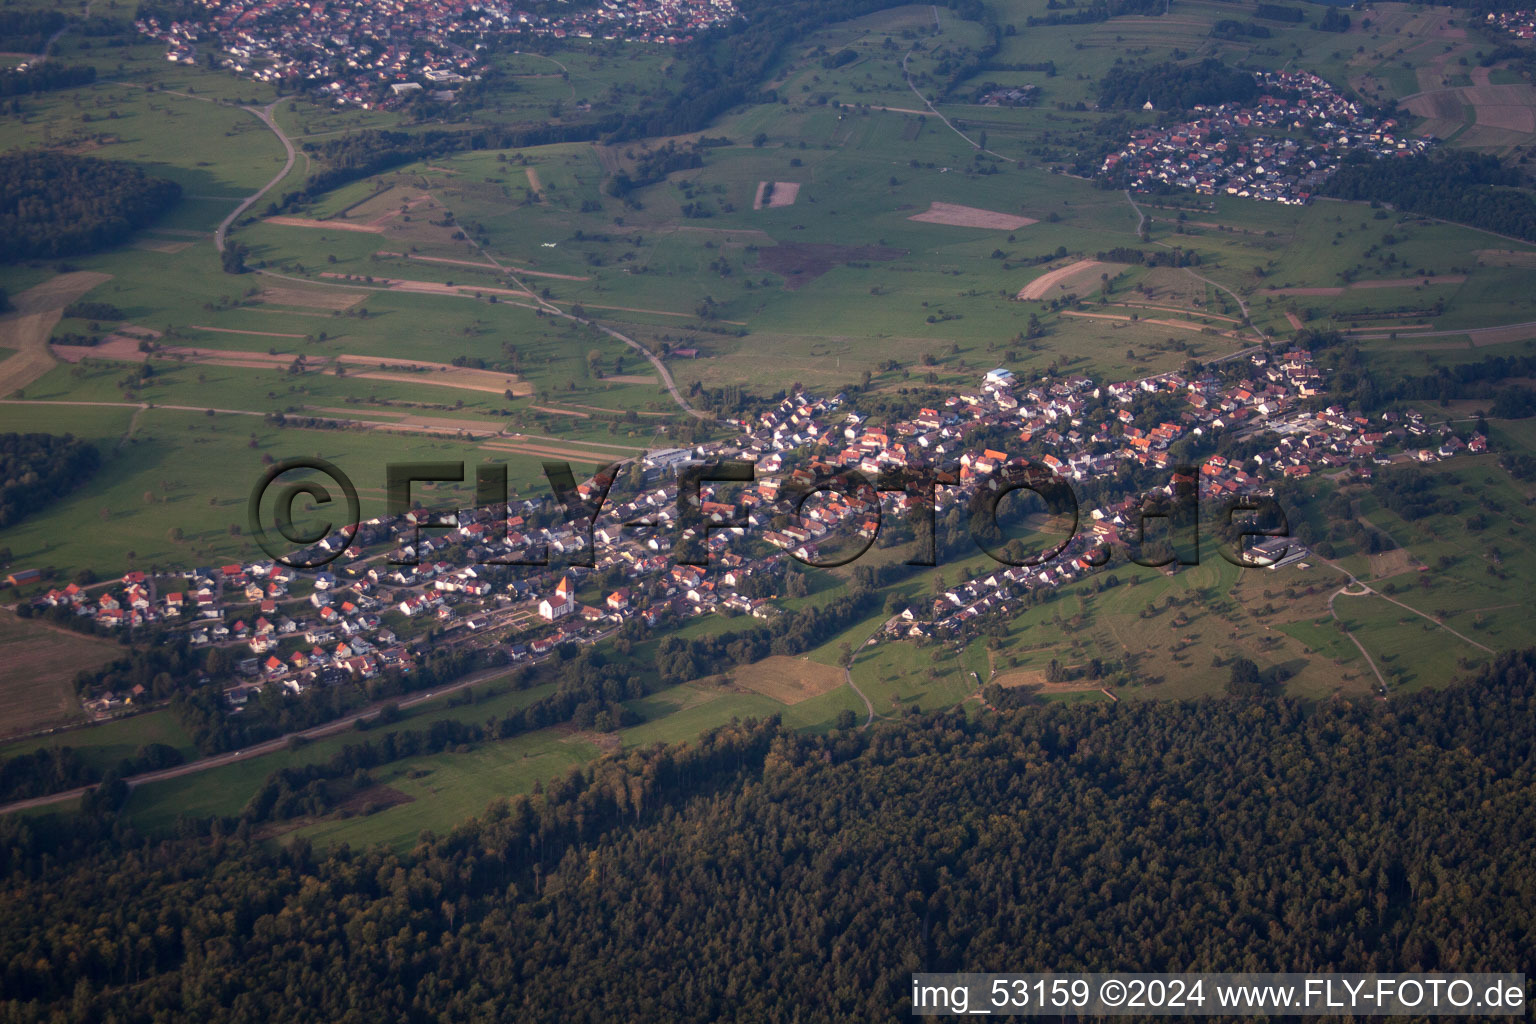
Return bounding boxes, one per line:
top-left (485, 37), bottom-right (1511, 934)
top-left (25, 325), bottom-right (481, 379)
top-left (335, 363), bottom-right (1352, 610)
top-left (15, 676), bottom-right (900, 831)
top-left (0, 742), bottom-right (182, 805)
top-left (0, 432), bottom-right (101, 529)
top-left (0, 152), bottom-right (182, 261)
top-left (3, 651), bottom-right (1536, 1019)
top-left (1098, 57), bottom-right (1259, 111)
top-left (0, 9), bottom-right (65, 52)
top-left (1323, 150), bottom-right (1536, 243)
top-left (0, 63), bottom-right (96, 97)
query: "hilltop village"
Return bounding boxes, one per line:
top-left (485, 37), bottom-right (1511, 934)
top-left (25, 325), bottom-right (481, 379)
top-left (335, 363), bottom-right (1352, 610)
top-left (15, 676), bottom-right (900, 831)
top-left (135, 0), bottom-right (739, 106)
top-left (1101, 70), bottom-right (1433, 203)
top-left (33, 339), bottom-right (1486, 717)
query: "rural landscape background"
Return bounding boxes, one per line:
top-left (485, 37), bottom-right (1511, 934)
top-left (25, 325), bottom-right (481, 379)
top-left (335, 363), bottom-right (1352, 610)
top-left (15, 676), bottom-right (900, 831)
top-left (1, 0), bottom-right (1535, 1016)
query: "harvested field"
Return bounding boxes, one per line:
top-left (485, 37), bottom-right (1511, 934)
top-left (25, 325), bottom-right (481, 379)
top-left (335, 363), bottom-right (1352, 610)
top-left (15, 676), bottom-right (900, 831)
top-left (264, 215), bottom-right (383, 234)
top-left (907, 201), bottom-right (1036, 230)
top-left (335, 355), bottom-right (531, 396)
top-left (728, 656), bottom-right (846, 704)
top-left (1465, 83), bottom-right (1536, 132)
top-left (1404, 83), bottom-right (1536, 132)
top-left (352, 371), bottom-right (532, 397)
top-left (375, 252), bottom-right (500, 271)
top-left (525, 167), bottom-right (543, 197)
top-left (0, 271), bottom-right (114, 395)
top-left (753, 181), bottom-right (801, 210)
top-left (258, 285), bottom-right (363, 310)
top-left (1018, 260), bottom-right (1128, 301)
top-left (755, 242), bottom-right (905, 291)
top-left (0, 611), bottom-right (121, 738)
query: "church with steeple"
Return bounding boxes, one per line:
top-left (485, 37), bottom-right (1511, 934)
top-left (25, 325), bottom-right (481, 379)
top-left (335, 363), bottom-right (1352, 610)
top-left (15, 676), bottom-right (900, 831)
top-left (539, 576), bottom-right (575, 621)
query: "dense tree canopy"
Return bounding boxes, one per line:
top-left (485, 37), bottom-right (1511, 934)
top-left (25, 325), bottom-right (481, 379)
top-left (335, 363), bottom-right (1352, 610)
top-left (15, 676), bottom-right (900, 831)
top-left (1324, 150), bottom-right (1536, 242)
top-left (0, 63), bottom-right (95, 97)
top-left (1, 651), bottom-right (1534, 1021)
top-left (1097, 58), bottom-right (1258, 111)
top-left (0, 9), bottom-right (65, 52)
top-left (0, 152), bottom-right (182, 261)
top-left (0, 432), bottom-right (101, 528)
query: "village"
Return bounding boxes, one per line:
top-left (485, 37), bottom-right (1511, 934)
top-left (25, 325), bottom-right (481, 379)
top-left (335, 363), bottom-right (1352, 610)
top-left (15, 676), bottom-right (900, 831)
top-left (1100, 70), bottom-right (1433, 203)
top-left (134, 0), bottom-right (740, 107)
top-left (1487, 8), bottom-right (1536, 39)
top-left (29, 330), bottom-right (1486, 720)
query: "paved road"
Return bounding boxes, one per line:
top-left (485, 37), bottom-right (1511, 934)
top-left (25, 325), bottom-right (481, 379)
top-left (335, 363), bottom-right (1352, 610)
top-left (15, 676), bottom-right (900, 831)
top-left (216, 102), bottom-right (295, 255)
top-left (0, 659), bottom-right (523, 817)
top-left (576, 314), bottom-right (710, 420)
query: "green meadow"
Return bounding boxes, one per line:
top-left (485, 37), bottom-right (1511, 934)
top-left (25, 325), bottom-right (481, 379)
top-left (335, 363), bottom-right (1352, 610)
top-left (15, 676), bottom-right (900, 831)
top-left (2, 0), bottom-right (1536, 850)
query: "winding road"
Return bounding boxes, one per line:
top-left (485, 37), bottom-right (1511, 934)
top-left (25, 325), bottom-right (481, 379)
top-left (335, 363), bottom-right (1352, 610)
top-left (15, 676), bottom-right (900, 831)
top-left (901, 49), bottom-right (1016, 163)
top-left (217, 100), bottom-right (710, 422)
top-left (215, 102), bottom-right (295, 254)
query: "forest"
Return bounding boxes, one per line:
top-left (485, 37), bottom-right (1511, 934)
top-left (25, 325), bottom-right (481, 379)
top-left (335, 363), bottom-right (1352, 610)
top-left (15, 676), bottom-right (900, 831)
top-left (0, 63), bottom-right (96, 97)
top-left (1321, 348), bottom-right (1536, 412)
top-left (0, 432), bottom-right (101, 529)
top-left (0, 152), bottom-right (182, 261)
top-left (0, 9), bottom-right (65, 52)
top-left (0, 651), bottom-right (1533, 1020)
top-left (1323, 150), bottom-right (1536, 242)
top-left (1097, 58), bottom-right (1258, 111)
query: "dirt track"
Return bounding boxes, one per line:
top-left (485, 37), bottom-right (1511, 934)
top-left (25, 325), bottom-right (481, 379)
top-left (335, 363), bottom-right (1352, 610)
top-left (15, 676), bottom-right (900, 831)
top-left (1018, 260), bottom-right (1114, 301)
top-left (909, 202), bottom-right (1035, 230)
